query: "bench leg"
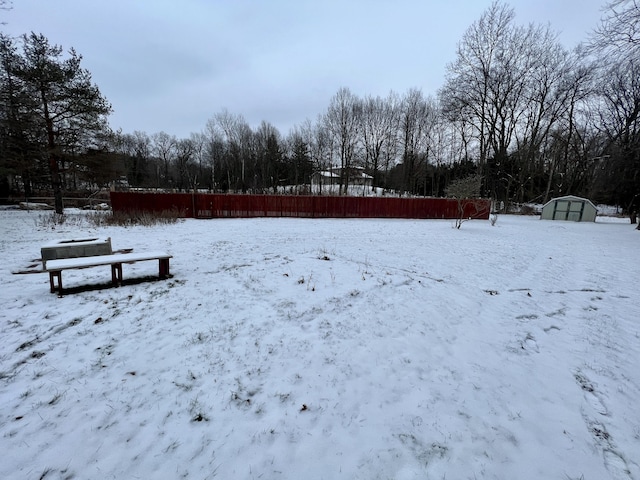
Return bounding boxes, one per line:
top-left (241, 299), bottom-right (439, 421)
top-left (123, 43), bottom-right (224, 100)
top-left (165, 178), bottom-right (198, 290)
top-left (159, 258), bottom-right (170, 278)
top-left (49, 271), bottom-right (62, 294)
top-left (111, 263), bottom-right (123, 286)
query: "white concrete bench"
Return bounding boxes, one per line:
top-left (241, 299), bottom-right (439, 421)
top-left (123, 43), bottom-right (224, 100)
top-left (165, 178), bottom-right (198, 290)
top-left (46, 251), bottom-right (172, 294)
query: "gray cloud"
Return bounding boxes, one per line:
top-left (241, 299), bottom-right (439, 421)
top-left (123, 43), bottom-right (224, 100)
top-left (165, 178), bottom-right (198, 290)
top-left (3, 0), bottom-right (605, 138)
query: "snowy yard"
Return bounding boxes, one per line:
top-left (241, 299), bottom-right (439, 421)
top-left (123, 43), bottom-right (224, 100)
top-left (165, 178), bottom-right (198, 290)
top-left (1, 209), bottom-right (639, 480)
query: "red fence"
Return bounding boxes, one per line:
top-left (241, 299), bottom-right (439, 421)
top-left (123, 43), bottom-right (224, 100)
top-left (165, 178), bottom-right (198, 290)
top-left (110, 192), bottom-right (491, 220)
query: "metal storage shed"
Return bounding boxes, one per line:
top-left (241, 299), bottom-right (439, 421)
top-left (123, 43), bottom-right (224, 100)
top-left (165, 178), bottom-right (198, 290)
top-left (540, 195), bottom-right (597, 222)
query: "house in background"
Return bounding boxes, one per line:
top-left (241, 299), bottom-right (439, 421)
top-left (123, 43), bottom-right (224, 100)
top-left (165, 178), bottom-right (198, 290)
top-left (311, 166), bottom-right (373, 193)
top-left (540, 195), bottom-right (597, 222)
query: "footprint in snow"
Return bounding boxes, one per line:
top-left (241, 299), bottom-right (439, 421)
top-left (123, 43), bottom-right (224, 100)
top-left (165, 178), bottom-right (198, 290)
top-left (604, 449), bottom-right (633, 480)
top-left (508, 333), bottom-right (539, 355)
top-left (585, 390), bottom-right (609, 416)
top-left (522, 333), bottom-right (539, 353)
top-left (574, 372), bottom-right (608, 415)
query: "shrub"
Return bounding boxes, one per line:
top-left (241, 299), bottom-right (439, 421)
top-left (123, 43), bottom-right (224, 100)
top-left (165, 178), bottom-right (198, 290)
top-left (88, 209), bottom-right (184, 227)
top-left (446, 174), bottom-right (483, 229)
top-left (519, 204), bottom-right (536, 215)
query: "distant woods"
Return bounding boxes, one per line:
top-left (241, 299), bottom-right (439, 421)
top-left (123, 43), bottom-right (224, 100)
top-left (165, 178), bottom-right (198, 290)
top-left (1, 0), bottom-right (638, 215)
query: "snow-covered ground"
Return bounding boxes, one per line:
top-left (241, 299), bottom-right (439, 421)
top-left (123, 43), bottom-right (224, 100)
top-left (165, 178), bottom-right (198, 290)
top-left (1, 210), bottom-right (638, 480)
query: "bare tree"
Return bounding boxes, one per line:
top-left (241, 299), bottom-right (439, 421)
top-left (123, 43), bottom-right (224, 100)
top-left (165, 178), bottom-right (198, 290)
top-left (151, 131), bottom-right (176, 188)
top-left (590, 0), bottom-right (640, 63)
top-left (587, 0), bottom-right (640, 216)
top-left (380, 92), bottom-right (402, 192)
top-left (440, 1), bottom-right (580, 208)
top-left (203, 118), bottom-right (225, 191)
top-left (189, 132), bottom-right (209, 190)
top-left (540, 53), bottom-right (595, 204)
top-left (324, 87), bottom-right (361, 194)
top-left (174, 138), bottom-right (195, 191)
top-left (211, 109), bottom-right (253, 192)
top-left (591, 60), bottom-right (640, 213)
top-left (255, 120), bottom-right (283, 192)
top-left (359, 91), bottom-right (398, 192)
top-left (399, 88), bottom-right (437, 195)
top-left (440, 1), bottom-right (516, 173)
top-left (0, 0), bottom-right (12, 25)
top-left (301, 117), bottom-right (333, 193)
top-left (426, 115), bottom-right (464, 196)
top-left (510, 32), bottom-right (579, 205)
top-left (109, 130), bottom-right (153, 187)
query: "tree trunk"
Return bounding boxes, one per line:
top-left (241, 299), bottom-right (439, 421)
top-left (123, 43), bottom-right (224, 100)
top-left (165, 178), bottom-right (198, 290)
top-left (48, 153), bottom-right (64, 214)
top-left (42, 95), bottom-right (64, 214)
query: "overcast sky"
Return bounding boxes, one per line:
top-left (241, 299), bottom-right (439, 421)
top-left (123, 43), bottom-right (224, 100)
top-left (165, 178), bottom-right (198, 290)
top-left (2, 0), bottom-right (606, 139)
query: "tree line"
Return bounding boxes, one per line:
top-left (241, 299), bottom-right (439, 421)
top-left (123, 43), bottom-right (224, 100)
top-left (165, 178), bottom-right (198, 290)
top-left (1, 0), bottom-right (638, 216)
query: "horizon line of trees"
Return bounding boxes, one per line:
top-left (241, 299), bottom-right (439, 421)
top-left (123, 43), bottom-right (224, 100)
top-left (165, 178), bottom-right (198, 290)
top-left (1, 0), bottom-right (638, 216)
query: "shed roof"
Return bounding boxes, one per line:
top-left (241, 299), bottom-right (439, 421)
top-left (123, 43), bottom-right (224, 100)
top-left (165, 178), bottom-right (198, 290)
top-left (542, 195), bottom-right (597, 210)
top-left (315, 170), bottom-right (373, 179)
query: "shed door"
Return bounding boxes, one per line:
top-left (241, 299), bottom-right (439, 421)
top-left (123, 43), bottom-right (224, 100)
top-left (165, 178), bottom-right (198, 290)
top-left (553, 200), bottom-right (570, 220)
top-left (553, 199), bottom-right (585, 221)
top-left (567, 201), bottom-right (585, 221)
top-left (553, 200), bottom-right (584, 222)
